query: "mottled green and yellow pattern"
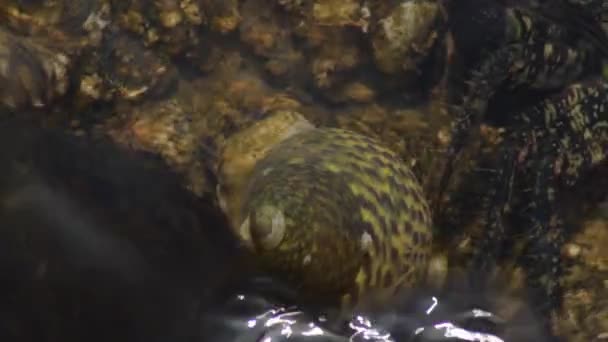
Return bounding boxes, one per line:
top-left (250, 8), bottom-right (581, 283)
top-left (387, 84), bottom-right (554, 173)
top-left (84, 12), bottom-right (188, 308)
top-left (516, 72), bottom-right (608, 182)
top-left (446, 3), bottom-right (597, 182)
top-left (224, 114), bottom-right (432, 310)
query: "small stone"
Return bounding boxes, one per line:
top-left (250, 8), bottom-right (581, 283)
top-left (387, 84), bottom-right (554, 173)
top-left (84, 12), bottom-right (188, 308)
top-left (563, 243), bottom-right (582, 259)
top-left (160, 11), bottom-right (183, 28)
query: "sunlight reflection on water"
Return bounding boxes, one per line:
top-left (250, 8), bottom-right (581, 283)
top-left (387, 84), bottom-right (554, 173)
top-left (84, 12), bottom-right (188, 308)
top-left (202, 293), bottom-right (507, 342)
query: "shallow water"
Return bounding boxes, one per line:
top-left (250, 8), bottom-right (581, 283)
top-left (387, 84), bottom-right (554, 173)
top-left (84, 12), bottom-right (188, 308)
top-left (202, 290), bottom-right (544, 342)
top-left (0, 1), bottom-right (606, 341)
top-left (0, 120), bottom-right (553, 341)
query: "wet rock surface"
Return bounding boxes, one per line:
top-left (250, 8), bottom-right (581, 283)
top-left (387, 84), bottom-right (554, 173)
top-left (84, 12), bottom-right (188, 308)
top-left (0, 1), bottom-right (605, 341)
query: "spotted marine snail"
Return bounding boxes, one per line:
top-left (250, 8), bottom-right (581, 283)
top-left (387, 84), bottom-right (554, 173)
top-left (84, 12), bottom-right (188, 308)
top-left (215, 109), bottom-right (445, 317)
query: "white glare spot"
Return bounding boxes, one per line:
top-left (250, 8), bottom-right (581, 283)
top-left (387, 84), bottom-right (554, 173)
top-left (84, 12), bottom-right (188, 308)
top-left (265, 311), bottom-right (300, 327)
top-left (281, 325), bottom-right (293, 337)
top-left (349, 315), bottom-right (393, 341)
top-left (426, 296), bottom-right (439, 315)
top-left (247, 319), bottom-right (257, 328)
top-left (303, 254), bottom-right (312, 265)
top-left (433, 322), bottom-right (504, 342)
top-left (302, 326), bottom-right (325, 336)
top-left (471, 309), bottom-right (494, 318)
